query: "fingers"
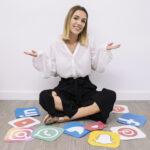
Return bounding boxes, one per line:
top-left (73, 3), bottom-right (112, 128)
top-left (24, 51), bottom-right (28, 55)
top-left (107, 42), bottom-right (114, 46)
top-left (113, 44), bottom-right (120, 49)
top-left (32, 50), bottom-right (37, 53)
top-left (24, 51), bottom-right (32, 56)
top-left (107, 43), bottom-right (121, 50)
top-left (24, 50), bottom-right (37, 57)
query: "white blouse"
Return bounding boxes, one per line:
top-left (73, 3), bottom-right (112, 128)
top-left (32, 36), bottom-right (112, 79)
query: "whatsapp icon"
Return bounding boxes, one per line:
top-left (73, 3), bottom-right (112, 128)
top-left (31, 125), bottom-right (64, 142)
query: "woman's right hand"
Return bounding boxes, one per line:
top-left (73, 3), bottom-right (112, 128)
top-left (24, 50), bottom-right (38, 57)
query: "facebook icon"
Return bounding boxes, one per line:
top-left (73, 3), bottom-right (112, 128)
top-left (117, 113), bottom-right (147, 127)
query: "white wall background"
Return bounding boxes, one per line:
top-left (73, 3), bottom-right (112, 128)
top-left (0, 0), bottom-right (150, 100)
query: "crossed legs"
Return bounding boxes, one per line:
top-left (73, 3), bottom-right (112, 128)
top-left (47, 91), bottom-right (101, 123)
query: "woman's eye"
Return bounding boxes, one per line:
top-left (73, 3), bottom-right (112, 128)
top-left (74, 17), bottom-right (78, 20)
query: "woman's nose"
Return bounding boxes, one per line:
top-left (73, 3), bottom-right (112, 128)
top-left (76, 20), bottom-right (82, 26)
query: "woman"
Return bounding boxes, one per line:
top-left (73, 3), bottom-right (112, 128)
top-left (24, 5), bottom-right (120, 124)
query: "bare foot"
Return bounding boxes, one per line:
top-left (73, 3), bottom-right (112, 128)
top-left (53, 116), bottom-right (70, 123)
top-left (44, 114), bottom-right (70, 125)
top-left (44, 114), bottom-right (55, 125)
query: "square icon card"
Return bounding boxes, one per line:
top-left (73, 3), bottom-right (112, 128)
top-left (63, 122), bottom-right (90, 138)
top-left (31, 125), bottom-right (64, 142)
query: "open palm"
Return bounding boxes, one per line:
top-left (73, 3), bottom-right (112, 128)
top-left (106, 42), bottom-right (120, 50)
top-left (24, 50), bottom-right (37, 57)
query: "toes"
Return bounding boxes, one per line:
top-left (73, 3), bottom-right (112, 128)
top-left (44, 114), bottom-right (54, 125)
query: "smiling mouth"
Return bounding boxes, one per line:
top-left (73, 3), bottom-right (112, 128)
top-left (74, 26), bottom-right (81, 31)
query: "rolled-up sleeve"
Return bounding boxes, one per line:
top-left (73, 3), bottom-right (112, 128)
top-left (32, 46), bottom-right (57, 78)
top-left (90, 38), bottom-right (112, 73)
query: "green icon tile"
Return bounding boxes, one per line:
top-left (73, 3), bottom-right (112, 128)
top-left (31, 125), bottom-right (64, 142)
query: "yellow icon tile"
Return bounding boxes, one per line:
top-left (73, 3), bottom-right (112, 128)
top-left (88, 131), bottom-right (120, 148)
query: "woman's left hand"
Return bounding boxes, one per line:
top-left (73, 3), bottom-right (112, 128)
top-left (106, 42), bottom-right (120, 50)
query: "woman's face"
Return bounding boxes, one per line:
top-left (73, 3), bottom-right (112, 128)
top-left (69, 10), bottom-right (87, 36)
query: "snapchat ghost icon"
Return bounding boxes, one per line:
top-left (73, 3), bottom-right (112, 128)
top-left (88, 131), bottom-right (120, 148)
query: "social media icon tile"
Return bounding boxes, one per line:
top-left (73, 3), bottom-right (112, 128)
top-left (117, 113), bottom-right (147, 127)
top-left (88, 131), bottom-right (120, 148)
top-left (15, 107), bottom-right (40, 118)
top-left (4, 128), bottom-right (34, 142)
top-left (112, 105), bottom-right (129, 113)
top-left (63, 122), bottom-right (90, 138)
top-left (31, 125), bottom-right (64, 142)
top-left (84, 121), bottom-right (107, 131)
top-left (8, 117), bottom-right (40, 128)
top-left (110, 125), bottom-right (146, 140)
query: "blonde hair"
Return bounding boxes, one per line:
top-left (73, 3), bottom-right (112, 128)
top-left (61, 5), bottom-right (88, 46)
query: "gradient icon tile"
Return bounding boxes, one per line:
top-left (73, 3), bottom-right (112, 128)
top-left (4, 127), bottom-right (34, 142)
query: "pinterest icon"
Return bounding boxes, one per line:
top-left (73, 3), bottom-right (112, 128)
top-left (110, 125), bottom-right (146, 140)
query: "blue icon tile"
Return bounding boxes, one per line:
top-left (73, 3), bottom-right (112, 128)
top-left (62, 122), bottom-right (90, 138)
top-left (117, 113), bottom-right (147, 127)
top-left (15, 107), bottom-right (40, 118)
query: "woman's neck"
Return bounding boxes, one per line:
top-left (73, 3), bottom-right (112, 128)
top-left (68, 32), bottom-right (78, 44)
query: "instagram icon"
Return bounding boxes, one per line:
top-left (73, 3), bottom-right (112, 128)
top-left (4, 128), bottom-right (34, 142)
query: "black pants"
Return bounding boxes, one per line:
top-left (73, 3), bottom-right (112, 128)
top-left (39, 76), bottom-right (116, 123)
